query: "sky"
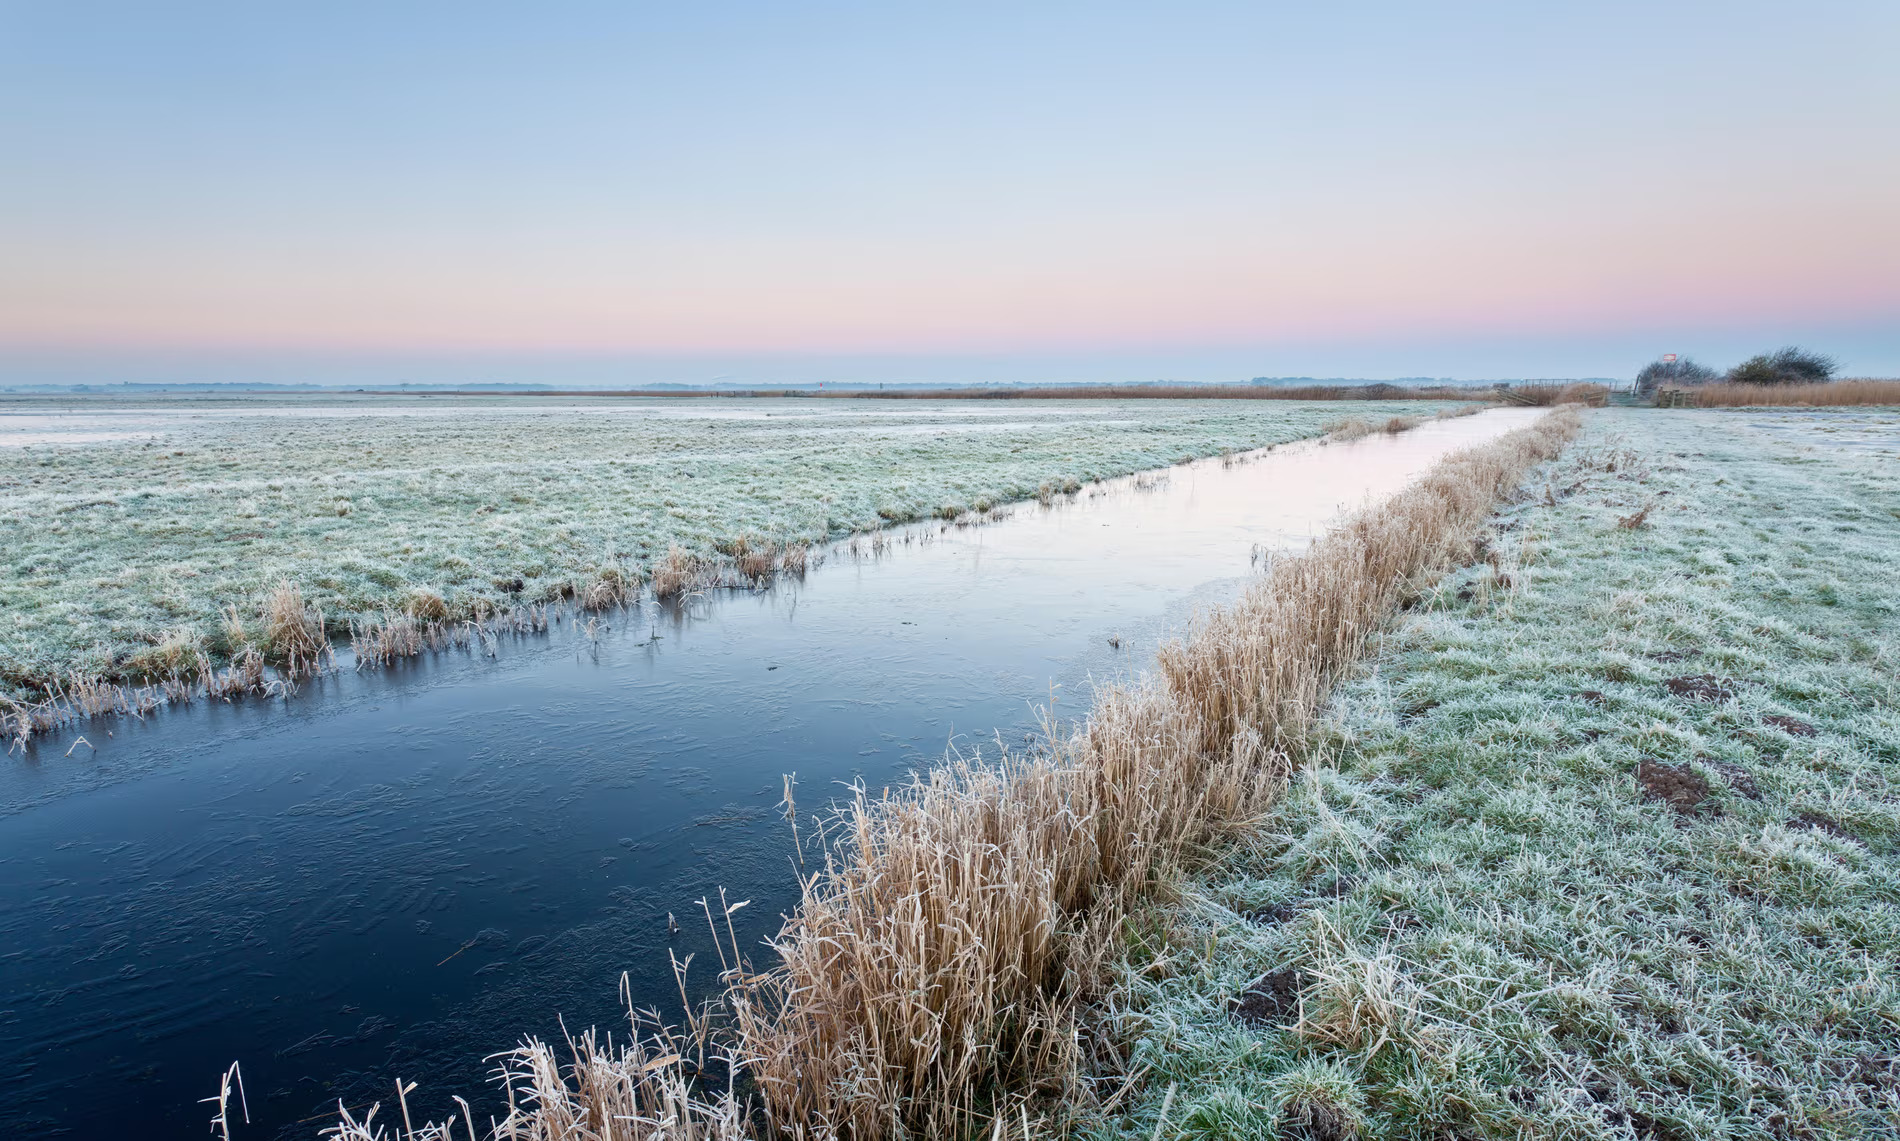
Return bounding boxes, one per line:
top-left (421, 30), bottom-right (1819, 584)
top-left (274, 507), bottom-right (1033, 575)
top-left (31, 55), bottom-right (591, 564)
top-left (3, 0), bottom-right (1897, 385)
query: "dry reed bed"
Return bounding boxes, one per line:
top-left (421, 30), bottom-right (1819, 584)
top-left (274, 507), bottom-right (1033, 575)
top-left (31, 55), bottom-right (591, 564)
top-left (328, 408), bottom-right (1581, 1141)
top-left (1673, 378), bottom-right (1900, 406)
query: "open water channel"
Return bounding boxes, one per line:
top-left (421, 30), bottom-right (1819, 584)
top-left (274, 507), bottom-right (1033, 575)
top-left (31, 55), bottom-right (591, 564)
top-left (0, 408), bottom-right (1540, 1137)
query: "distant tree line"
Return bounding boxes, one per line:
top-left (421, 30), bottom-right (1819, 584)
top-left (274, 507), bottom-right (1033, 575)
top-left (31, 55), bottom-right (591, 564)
top-left (1635, 346), bottom-right (1839, 395)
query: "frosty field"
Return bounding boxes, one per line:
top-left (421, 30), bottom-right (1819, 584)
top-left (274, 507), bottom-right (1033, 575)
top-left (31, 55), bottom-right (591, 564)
top-left (1095, 408), bottom-right (1900, 1139)
top-left (0, 396), bottom-right (1440, 698)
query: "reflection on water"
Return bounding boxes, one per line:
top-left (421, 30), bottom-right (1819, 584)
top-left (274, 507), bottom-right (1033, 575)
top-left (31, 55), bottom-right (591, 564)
top-left (0, 410), bottom-right (1540, 1138)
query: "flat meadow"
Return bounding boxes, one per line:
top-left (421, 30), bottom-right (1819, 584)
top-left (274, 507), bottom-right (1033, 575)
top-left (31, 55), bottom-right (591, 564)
top-left (0, 395), bottom-right (1446, 700)
top-left (1094, 407), bottom-right (1900, 1139)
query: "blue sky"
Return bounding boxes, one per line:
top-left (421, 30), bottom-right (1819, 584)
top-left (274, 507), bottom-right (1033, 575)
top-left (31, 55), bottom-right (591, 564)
top-left (3, 1), bottom-right (1897, 383)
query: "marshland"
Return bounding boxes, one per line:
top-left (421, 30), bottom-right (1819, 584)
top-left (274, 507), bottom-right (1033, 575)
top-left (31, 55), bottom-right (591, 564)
top-left (0, 396), bottom-right (1539, 1137)
top-left (0, 394), bottom-right (1457, 718)
top-left (12, 1), bottom-right (1899, 1135)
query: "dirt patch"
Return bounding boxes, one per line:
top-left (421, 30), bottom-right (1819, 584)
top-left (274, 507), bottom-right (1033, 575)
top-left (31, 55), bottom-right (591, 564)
top-left (1792, 811), bottom-right (1859, 844)
top-left (1762, 714), bottom-right (1818, 737)
top-left (1232, 968), bottom-right (1306, 1027)
top-left (1577, 689), bottom-right (1608, 705)
top-left (1279, 1095), bottom-right (1352, 1141)
top-left (1663, 674), bottom-right (1737, 702)
top-left (1241, 902), bottom-right (1295, 926)
top-left (1706, 761), bottom-right (1761, 800)
top-left (1636, 760), bottom-right (1713, 815)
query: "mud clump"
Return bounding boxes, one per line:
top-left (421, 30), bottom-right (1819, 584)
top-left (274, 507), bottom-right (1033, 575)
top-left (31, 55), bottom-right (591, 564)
top-left (1637, 759), bottom-right (1713, 815)
top-left (1280, 1096), bottom-right (1352, 1141)
top-left (1792, 811), bottom-right (1859, 844)
top-left (1762, 714), bottom-right (1818, 737)
top-left (1707, 760), bottom-right (1761, 800)
top-left (1663, 674), bottom-right (1737, 702)
top-left (1232, 968), bottom-right (1306, 1027)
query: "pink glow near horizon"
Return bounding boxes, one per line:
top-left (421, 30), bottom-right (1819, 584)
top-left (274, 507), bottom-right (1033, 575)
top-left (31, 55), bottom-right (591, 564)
top-left (3, 4), bottom-right (1897, 366)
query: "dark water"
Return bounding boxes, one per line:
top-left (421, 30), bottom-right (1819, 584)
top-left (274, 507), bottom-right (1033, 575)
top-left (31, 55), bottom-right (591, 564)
top-left (0, 410), bottom-right (1538, 1137)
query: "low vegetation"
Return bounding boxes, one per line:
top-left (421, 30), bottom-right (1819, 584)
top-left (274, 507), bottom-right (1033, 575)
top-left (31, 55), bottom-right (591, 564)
top-left (1680, 379), bottom-right (1900, 407)
top-left (2, 396), bottom-right (1457, 706)
top-left (316, 409), bottom-right (1581, 1139)
top-left (1092, 410), bottom-right (1900, 1139)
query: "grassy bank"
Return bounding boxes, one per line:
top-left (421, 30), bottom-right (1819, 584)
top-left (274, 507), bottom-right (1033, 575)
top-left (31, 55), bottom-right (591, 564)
top-left (317, 410), bottom-right (1579, 1140)
top-left (1, 396), bottom-right (1448, 702)
top-left (1092, 409), bottom-right (1900, 1139)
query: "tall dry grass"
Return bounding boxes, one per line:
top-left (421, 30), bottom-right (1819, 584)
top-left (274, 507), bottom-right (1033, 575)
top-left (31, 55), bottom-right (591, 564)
top-left (263, 581), bottom-right (331, 676)
top-left (1679, 378), bottom-right (1900, 406)
top-left (724, 408), bottom-right (1582, 1137)
top-left (1498, 382), bottom-right (1608, 407)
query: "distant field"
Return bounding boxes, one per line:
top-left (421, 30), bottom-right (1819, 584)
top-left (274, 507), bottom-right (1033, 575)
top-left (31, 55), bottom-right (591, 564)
top-left (0, 395), bottom-right (1445, 696)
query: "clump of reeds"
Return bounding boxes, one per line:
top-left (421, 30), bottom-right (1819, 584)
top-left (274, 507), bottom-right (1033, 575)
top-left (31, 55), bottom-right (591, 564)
top-left (1679, 378), bottom-right (1900, 407)
top-left (263, 580), bottom-right (331, 676)
top-left (403, 587), bottom-right (450, 621)
top-left (779, 541), bottom-right (810, 578)
top-left (580, 564), bottom-right (640, 611)
top-left (350, 612), bottom-right (426, 668)
top-left (319, 983), bottom-right (752, 1141)
top-left (651, 544), bottom-right (705, 600)
top-left (206, 646), bottom-right (268, 699)
top-left (728, 535), bottom-right (779, 584)
top-left (1036, 477), bottom-right (1082, 505)
top-left (1321, 417), bottom-right (1379, 441)
top-left (724, 408), bottom-right (1584, 1137)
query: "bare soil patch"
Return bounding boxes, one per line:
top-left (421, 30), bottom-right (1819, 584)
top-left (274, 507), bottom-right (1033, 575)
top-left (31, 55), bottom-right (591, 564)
top-left (1662, 674), bottom-right (1736, 702)
top-left (1636, 759), bottom-right (1713, 815)
top-left (1232, 969), bottom-right (1306, 1027)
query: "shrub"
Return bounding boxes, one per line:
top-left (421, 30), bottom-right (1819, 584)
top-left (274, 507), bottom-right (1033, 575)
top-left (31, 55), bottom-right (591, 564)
top-left (1727, 346), bottom-right (1838, 386)
top-left (1634, 356), bottom-right (1717, 395)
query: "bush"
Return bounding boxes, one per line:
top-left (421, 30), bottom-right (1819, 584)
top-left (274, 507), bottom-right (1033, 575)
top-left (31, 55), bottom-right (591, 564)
top-left (1633, 356), bottom-right (1717, 395)
top-left (1727, 346), bottom-right (1838, 385)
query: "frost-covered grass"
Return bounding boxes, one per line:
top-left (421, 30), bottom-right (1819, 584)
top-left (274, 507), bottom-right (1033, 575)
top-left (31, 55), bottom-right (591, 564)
top-left (0, 395), bottom-right (1437, 697)
top-left (1092, 409), bottom-right (1900, 1139)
